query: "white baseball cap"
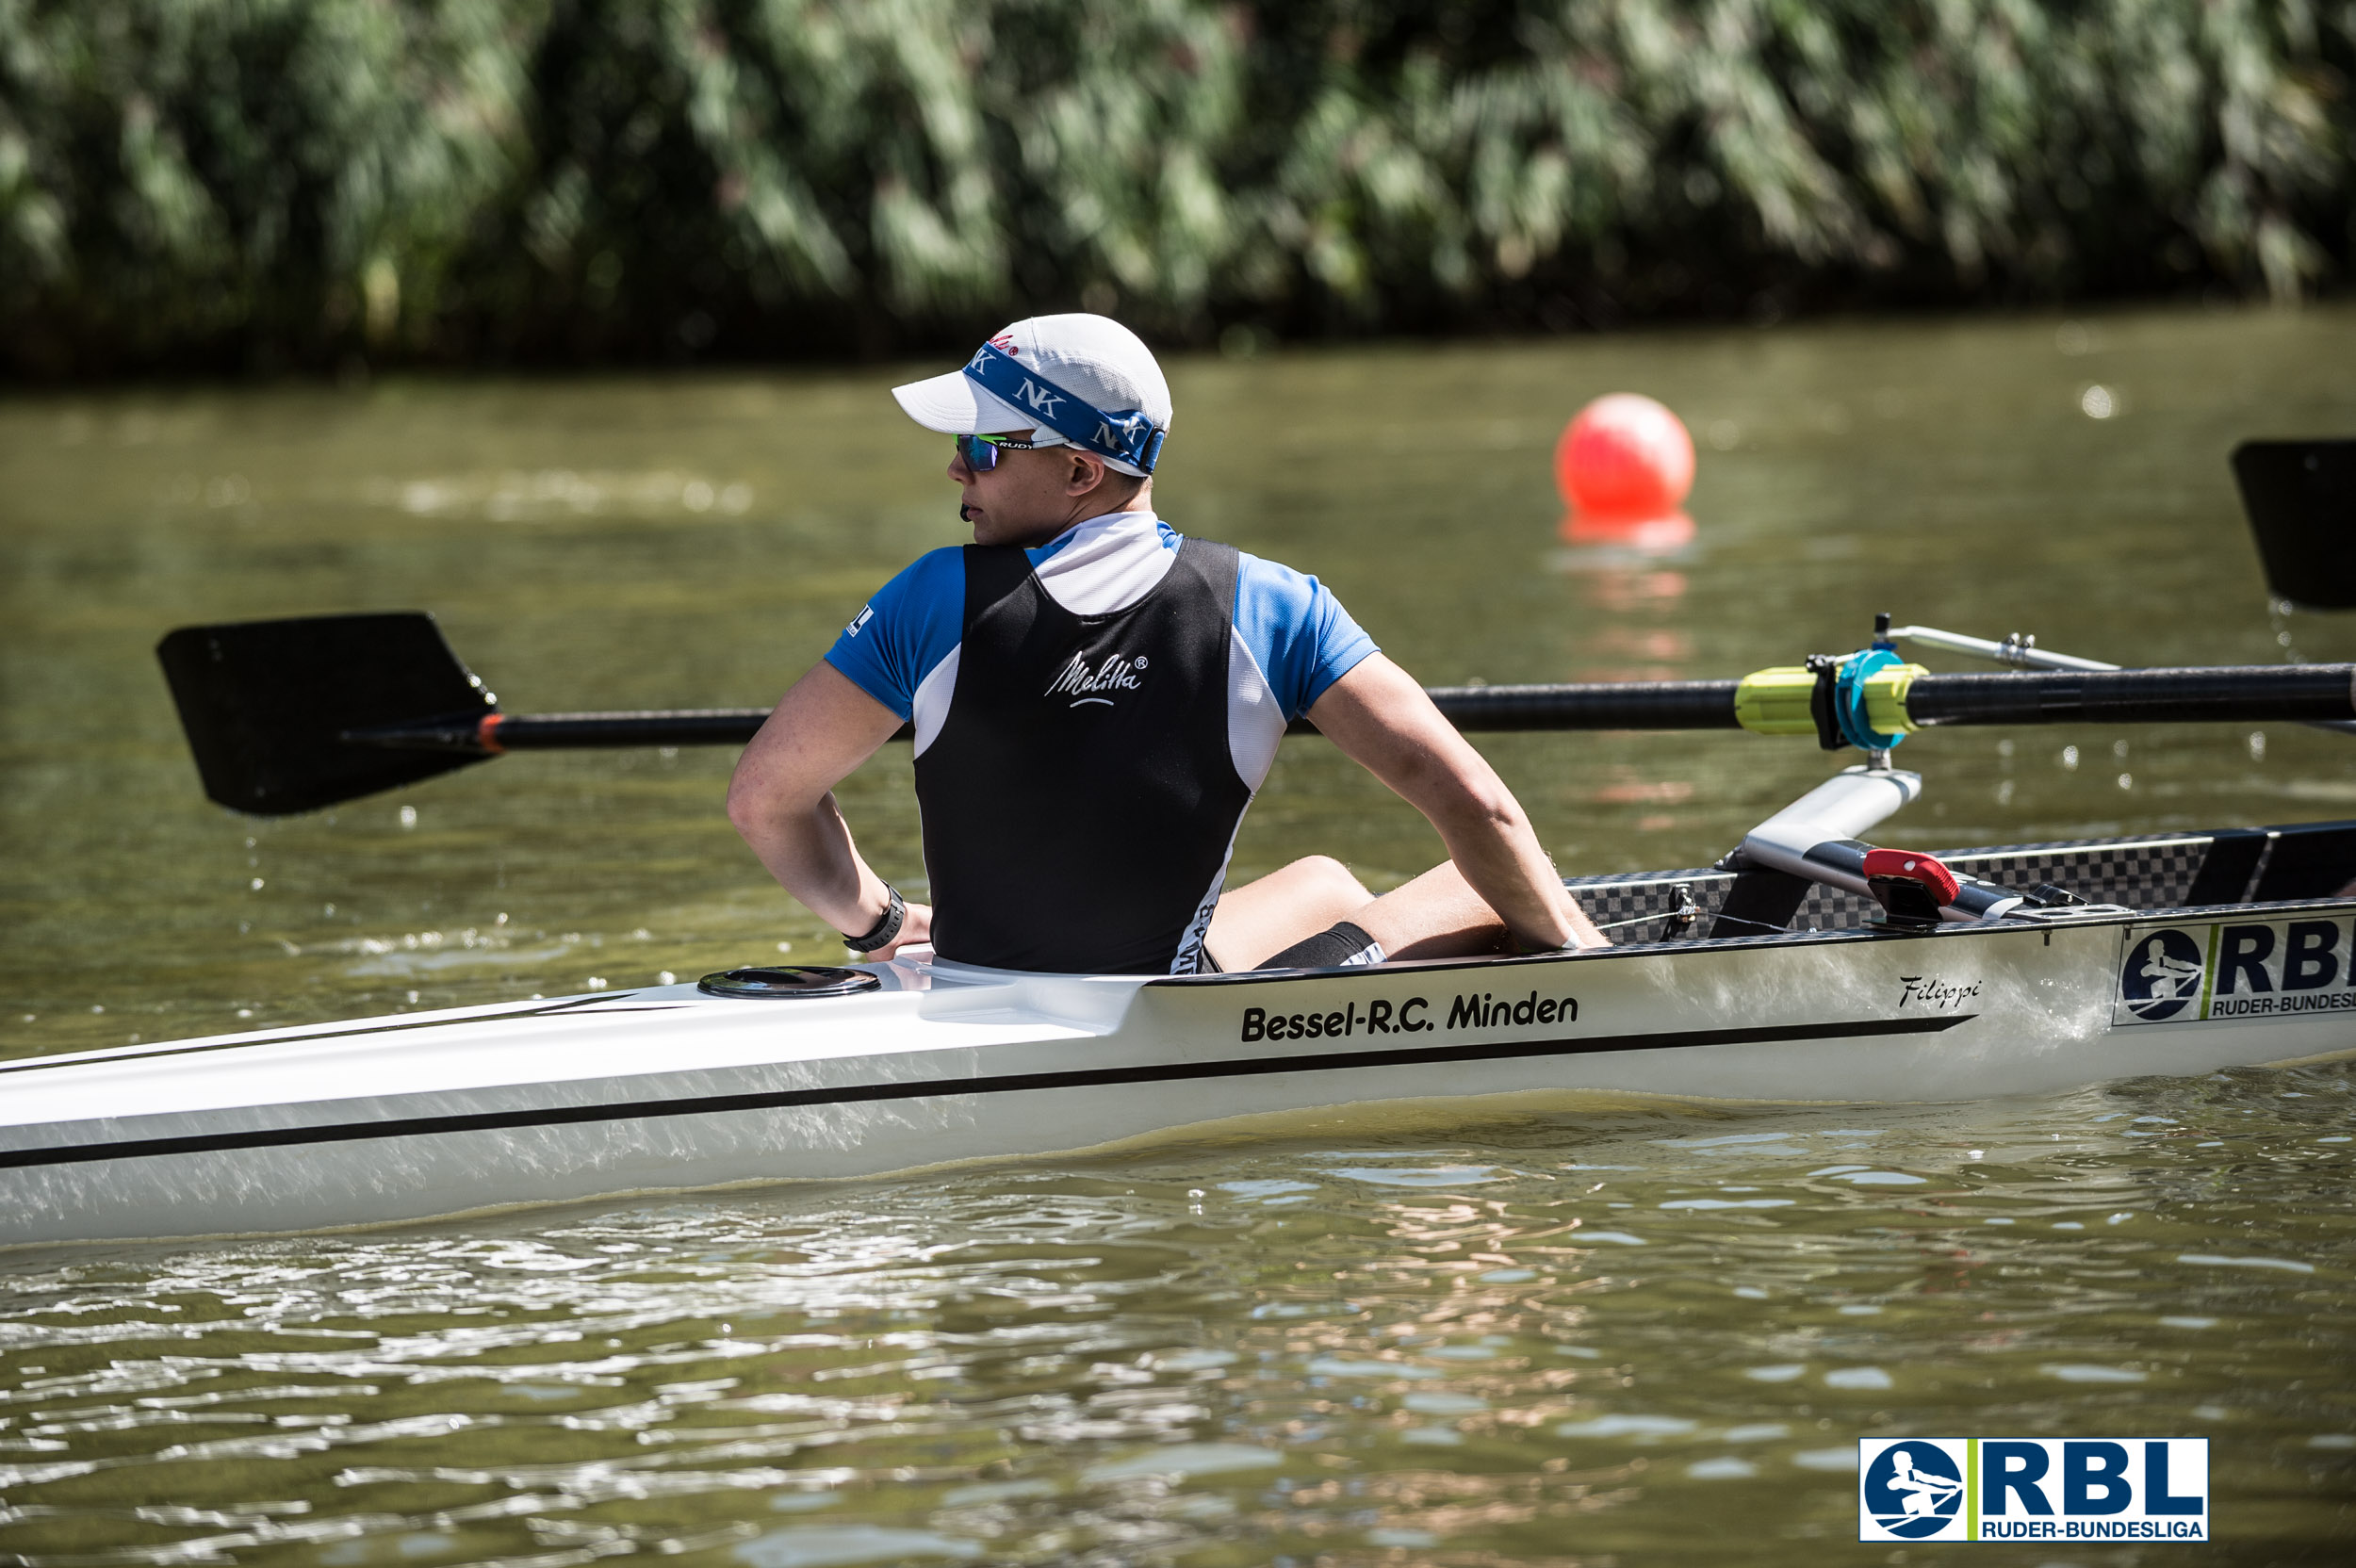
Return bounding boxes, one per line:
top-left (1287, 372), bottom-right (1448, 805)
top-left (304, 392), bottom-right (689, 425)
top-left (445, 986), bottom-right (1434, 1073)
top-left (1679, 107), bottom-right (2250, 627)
top-left (892, 313), bottom-right (1172, 476)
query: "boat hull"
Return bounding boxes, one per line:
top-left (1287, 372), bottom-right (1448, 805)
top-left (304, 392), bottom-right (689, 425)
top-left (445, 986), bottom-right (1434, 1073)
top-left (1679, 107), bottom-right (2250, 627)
top-left (7, 893), bottom-right (2355, 1247)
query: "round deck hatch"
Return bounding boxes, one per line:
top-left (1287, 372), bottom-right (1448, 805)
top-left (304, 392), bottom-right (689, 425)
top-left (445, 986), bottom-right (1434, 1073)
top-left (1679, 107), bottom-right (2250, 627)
top-left (697, 965), bottom-right (881, 999)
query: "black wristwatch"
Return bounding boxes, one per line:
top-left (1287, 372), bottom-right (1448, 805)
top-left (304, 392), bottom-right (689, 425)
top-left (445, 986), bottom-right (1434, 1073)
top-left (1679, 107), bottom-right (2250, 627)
top-left (842, 885), bottom-right (906, 954)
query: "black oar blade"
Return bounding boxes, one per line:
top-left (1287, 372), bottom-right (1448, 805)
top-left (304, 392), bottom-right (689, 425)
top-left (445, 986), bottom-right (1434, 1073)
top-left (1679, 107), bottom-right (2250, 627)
top-left (156, 612), bottom-right (496, 815)
top-left (2232, 439), bottom-right (2356, 610)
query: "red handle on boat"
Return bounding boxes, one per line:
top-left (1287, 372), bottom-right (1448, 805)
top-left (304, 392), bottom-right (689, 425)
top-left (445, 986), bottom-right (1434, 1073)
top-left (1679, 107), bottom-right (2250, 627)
top-left (1861, 848), bottom-right (1961, 905)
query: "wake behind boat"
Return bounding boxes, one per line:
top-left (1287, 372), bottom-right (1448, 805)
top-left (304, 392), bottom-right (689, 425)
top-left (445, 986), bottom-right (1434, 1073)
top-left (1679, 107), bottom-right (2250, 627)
top-left (7, 806), bottom-right (2355, 1247)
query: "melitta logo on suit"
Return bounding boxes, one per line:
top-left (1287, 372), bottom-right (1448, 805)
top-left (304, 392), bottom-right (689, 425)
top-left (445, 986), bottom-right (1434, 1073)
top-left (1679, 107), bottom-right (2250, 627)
top-left (1045, 652), bottom-right (1146, 707)
top-left (1858, 1437), bottom-right (2208, 1542)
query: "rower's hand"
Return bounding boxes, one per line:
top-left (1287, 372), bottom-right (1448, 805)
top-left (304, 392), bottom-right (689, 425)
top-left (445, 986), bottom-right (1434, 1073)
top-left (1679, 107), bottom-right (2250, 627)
top-left (1561, 894), bottom-right (1607, 950)
top-left (858, 901), bottom-right (933, 962)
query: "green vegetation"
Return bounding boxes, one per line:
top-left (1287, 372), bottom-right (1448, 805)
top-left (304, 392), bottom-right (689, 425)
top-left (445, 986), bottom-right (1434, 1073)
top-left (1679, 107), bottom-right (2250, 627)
top-left (3, 0), bottom-right (2350, 373)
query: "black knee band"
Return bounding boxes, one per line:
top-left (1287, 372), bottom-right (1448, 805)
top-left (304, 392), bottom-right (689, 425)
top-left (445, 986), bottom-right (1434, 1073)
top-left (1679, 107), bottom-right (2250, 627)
top-left (1261, 920), bottom-right (1382, 971)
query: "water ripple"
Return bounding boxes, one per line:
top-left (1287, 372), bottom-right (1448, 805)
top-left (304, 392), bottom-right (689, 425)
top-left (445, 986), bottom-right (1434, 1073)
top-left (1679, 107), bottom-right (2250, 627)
top-left (0, 1067), bottom-right (2350, 1562)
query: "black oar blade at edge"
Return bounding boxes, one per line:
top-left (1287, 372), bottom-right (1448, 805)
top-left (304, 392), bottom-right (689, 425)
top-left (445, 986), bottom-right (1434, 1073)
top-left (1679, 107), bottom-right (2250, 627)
top-left (156, 613), bottom-right (496, 816)
top-left (2233, 438), bottom-right (2356, 610)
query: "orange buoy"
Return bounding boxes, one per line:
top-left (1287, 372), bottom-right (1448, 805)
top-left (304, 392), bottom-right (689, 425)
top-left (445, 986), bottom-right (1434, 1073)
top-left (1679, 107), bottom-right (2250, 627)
top-left (1556, 393), bottom-right (1696, 547)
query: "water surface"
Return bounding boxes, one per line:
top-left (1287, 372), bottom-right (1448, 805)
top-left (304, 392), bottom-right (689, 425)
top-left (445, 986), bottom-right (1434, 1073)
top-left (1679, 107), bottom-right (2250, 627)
top-left (2, 305), bottom-right (2353, 1561)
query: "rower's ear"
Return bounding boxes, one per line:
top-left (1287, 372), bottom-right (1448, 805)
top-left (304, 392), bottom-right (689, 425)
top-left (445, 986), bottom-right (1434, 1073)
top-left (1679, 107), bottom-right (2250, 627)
top-left (1062, 449), bottom-right (1109, 496)
top-left (1066, 449), bottom-right (1145, 503)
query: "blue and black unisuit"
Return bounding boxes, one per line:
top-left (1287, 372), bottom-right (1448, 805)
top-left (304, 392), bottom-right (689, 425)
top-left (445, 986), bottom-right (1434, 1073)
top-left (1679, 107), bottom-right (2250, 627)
top-left (914, 538), bottom-right (1252, 974)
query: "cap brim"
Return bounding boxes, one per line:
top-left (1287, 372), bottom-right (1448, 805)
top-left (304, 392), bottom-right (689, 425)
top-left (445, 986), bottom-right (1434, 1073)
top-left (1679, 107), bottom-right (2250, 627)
top-left (892, 369), bottom-right (1037, 435)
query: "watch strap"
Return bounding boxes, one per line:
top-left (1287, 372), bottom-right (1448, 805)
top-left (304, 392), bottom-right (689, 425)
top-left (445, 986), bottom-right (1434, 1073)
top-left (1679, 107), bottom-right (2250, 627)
top-left (842, 885), bottom-right (906, 953)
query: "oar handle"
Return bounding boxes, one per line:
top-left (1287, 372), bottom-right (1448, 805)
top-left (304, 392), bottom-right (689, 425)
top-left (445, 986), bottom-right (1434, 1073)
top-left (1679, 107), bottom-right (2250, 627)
top-left (1908, 665), bottom-right (2356, 727)
top-left (1406, 666), bottom-right (2356, 731)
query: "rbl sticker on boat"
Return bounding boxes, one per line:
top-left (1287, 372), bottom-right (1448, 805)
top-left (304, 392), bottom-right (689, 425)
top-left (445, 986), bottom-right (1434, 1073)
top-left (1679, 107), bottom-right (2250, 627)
top-left (2115, 918), bottom-right (2356, 1024)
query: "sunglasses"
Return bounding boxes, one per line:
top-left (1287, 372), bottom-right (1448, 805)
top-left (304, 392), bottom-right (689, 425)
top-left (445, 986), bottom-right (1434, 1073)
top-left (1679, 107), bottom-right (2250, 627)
top-left (953, 433), bottom-right (1052, 472)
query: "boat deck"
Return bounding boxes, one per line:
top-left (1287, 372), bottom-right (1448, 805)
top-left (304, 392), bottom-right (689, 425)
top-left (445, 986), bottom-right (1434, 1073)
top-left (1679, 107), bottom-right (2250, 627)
top-left (1567, 818), bottom-right (2356, 942)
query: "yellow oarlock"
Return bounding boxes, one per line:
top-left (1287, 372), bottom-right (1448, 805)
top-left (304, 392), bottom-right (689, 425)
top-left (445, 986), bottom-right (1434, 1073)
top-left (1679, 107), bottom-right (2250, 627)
top-left (1734, 658), bottom-right (1927, 741)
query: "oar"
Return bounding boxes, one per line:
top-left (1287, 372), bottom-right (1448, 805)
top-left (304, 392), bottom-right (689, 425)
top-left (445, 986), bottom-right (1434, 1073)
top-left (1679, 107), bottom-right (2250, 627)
top-left (2233, 438), bottom-right (2356, 611)
top-left (158, 612), bottom-right (2356, 817)
top-left (158, 440), bottom-right (2355, 817)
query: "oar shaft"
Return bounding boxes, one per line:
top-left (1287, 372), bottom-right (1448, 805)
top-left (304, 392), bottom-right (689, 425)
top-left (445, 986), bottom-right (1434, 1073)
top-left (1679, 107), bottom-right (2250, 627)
top-left (347, 663), bottom-right (2356, 755)
top-left (354, 683), bottom-right (1756, 753)
top-left (347, 710), bottom-right (776, 752)
top-left (494, 710), bottom-right (777, 748)
top-left (1385, 681), bottom-right (1747, 733)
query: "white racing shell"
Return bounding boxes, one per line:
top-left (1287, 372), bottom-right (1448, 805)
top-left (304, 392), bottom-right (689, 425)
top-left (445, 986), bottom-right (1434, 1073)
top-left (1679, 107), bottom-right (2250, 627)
top-left (7, 890), bottom-right (2356, 1248)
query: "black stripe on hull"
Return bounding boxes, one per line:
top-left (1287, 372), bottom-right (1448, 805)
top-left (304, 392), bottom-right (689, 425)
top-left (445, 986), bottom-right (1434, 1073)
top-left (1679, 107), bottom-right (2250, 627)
top-left (0, 1015), bottom-right (1970, 1173)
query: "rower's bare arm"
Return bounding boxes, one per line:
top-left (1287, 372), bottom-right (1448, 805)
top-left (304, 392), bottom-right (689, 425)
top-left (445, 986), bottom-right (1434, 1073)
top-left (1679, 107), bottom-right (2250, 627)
top-left (726, 662), bottom-right (930, 955)
top-left (1306, 654), bottom-right (1603, 951)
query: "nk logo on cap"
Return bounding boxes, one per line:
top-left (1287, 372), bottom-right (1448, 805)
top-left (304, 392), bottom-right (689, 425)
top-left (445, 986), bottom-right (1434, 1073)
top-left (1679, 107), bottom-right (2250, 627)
top-left (1858, 1438), bottom-right (2208, 1543)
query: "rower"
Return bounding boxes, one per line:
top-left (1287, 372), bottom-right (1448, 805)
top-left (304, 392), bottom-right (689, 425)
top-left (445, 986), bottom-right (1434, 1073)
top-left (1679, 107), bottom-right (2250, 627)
top-left (727, 313), bottom-right (1601, 973)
